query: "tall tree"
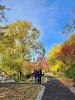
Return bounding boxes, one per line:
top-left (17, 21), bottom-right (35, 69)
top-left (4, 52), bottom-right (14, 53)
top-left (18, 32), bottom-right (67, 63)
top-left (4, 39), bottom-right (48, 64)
top-left (0, 20), bottom-right (44, 80)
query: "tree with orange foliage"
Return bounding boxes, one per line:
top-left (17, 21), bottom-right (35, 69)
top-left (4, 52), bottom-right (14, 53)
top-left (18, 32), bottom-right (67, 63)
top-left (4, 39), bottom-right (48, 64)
top-left (56, 34), bottom-right (75, 79)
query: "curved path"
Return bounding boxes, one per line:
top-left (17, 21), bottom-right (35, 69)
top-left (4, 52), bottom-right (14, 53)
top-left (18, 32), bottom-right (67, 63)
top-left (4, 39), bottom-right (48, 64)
top-left (42, 76), bottom-right (75, 100)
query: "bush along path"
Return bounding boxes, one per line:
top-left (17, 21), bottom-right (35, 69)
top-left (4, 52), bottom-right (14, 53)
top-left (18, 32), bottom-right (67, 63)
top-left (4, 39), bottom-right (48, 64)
top-left (41, 76), bottom-right (75, 100)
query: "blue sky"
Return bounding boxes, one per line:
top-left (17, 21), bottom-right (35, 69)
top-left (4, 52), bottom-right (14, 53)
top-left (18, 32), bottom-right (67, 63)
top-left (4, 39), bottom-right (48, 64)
top-left (1, 0), bottom-right (75, 56)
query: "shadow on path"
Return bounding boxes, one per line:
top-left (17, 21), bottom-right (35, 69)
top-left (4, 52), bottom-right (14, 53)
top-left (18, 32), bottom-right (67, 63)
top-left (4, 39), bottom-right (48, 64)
top-left (42, 75), bottom-right (75, 100)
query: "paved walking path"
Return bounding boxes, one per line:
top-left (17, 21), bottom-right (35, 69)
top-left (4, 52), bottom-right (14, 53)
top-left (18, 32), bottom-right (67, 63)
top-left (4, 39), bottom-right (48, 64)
top-left (41, 76), bottom-right (75, 100)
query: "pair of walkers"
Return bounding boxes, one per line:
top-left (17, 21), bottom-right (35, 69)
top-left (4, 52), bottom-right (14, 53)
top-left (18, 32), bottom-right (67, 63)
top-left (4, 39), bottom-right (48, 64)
top-left (33, 68), bottom-right (42, 84)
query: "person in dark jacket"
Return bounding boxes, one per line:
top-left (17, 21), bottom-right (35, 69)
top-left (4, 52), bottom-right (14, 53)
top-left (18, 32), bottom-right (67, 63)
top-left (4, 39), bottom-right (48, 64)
top-left (38, 68), bottom-right (42, 84)
top-left (33, 69), bottom-right (39, 83)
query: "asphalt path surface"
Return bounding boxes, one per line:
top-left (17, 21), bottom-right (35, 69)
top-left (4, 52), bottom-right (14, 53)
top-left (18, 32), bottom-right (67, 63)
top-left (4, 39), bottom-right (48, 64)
top-left (42, 76), bottom-right (75, 100)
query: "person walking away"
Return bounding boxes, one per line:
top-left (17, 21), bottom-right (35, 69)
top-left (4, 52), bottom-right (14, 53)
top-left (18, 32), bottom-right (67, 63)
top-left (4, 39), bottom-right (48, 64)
top-left (33, 69), bottom-right (38, 83)
top-left (38, 68), bottom-right (42, 84)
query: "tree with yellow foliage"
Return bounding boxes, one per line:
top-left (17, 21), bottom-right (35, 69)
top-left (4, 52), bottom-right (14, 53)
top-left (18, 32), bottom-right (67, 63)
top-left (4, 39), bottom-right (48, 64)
top-left (48, 44), bottom-right (62, 72)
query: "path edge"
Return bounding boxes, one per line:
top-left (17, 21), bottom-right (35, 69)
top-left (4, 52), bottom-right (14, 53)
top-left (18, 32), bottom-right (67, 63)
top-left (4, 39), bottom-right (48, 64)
top-left (36, 85), bottom-right (45, 100)
top-left (36, 76), bottom-right (47, 100)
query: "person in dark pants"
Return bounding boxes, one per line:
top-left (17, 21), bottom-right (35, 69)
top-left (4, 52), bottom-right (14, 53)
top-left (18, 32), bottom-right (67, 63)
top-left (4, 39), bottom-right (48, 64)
top-left (38, 68), bottom-right (42, 84)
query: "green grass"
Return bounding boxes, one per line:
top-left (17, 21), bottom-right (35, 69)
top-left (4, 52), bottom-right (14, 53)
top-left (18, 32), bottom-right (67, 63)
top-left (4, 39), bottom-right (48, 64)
top-left (23, 76), bottom-right (47, 84)
top-left (41, 76), bottom-right (47, 83)
top-left (53, 75), bottom-right (66, 78)
top-left (52, 74), bottom-right (71, 80)
top-left (48, 72), bottom-right (67, 79)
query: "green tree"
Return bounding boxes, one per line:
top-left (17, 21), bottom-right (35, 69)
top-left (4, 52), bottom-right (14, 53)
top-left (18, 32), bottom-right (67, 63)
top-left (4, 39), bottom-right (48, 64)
top-left (0, 20), bottom-right (44, 80)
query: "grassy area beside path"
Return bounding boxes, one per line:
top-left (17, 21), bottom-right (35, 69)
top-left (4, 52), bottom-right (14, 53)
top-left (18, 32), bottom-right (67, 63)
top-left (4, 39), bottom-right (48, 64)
top-left (0, 84), bottom-right (41, 100)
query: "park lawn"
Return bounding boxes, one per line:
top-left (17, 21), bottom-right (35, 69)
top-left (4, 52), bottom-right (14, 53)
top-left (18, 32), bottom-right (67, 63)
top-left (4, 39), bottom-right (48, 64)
top-left (47, 72), bottom-right (67, 79)
top-left (25, 76), bottom-right (47, 84)
top-left (41, 76), bottom-right (47, 83)
top-left (0, 84), bottom-right (41, 100)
